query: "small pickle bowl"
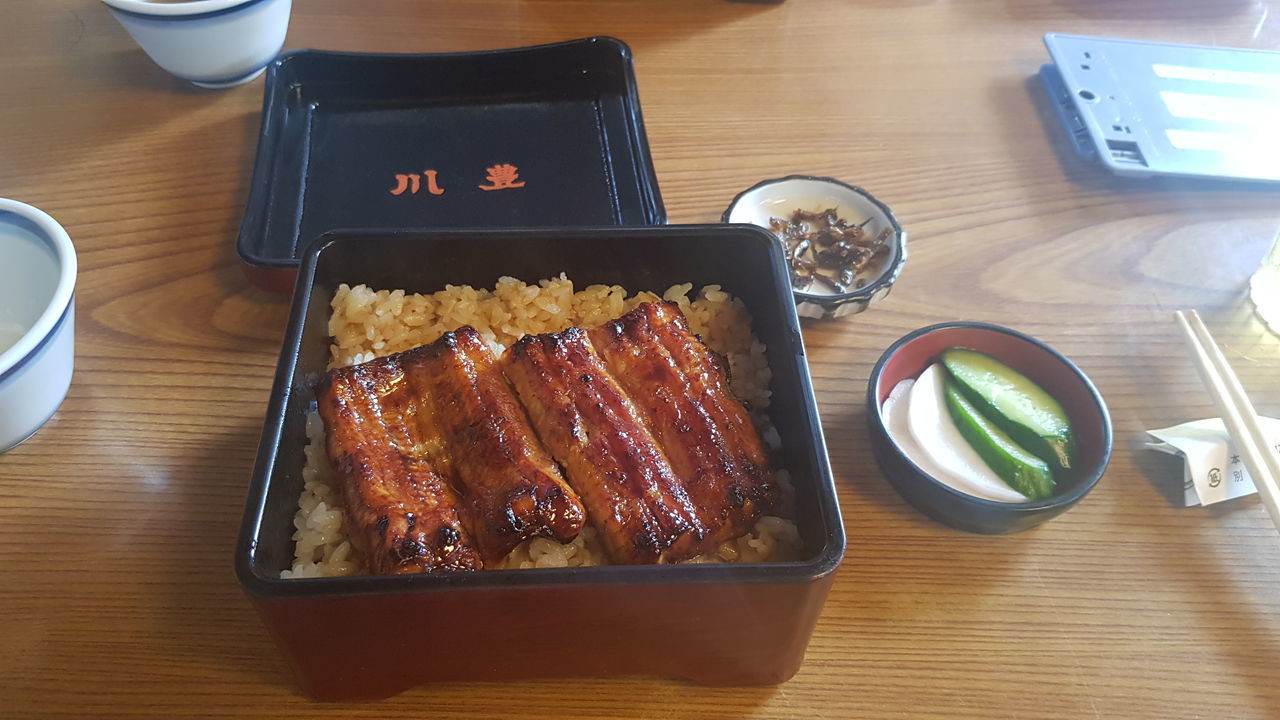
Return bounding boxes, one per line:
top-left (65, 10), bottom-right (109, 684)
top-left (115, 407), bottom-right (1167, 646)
top-left (722, 175), bottom-right (906, 320)
top-left (866, 322), bottom-right (1112, 534)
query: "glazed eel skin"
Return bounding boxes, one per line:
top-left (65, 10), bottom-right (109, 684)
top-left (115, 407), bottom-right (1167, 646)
top-left (315, 356), bottom-right (482, 574)
top-left (315, 327), bottom-right (586, 572)
top-left (399, 326), bottom-right (585, 564)
top-left (503, 327), bottom-right (707, 564)
top-left (588, 302), bottom-right (778, 544)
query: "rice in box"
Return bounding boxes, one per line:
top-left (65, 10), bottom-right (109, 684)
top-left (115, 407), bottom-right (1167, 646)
top-left (282, 275), bottom-right (799, 578)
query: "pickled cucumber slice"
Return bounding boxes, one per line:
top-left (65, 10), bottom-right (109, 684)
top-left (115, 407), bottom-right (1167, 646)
top-left (943, 378), bottom-right (1055, 500)
top-left (940, 348), bottom-right (1077, 473)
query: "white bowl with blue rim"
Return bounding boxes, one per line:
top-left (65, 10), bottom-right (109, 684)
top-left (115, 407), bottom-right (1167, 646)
top-left (101, 0), bottom-right (292, 89)
top-left (723, 175), bottom-right (907, 320)
top-left (0, 200), bottom-right (77, 453)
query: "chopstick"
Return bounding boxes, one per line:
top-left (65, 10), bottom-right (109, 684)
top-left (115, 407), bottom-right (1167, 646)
top-left (1174, 309), bottom-right (1280, 535)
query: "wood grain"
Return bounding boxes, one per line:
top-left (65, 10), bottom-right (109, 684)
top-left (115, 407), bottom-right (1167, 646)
top-left (2, 1), bottom-right (1279, 718)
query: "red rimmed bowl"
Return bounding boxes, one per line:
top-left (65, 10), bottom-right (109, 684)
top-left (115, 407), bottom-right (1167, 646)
top-left (866, 322), bottom-right (1112, 533)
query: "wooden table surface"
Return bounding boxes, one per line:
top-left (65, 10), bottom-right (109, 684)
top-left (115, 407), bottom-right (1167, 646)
top-left (3, 1), bottom-right (1280, 718)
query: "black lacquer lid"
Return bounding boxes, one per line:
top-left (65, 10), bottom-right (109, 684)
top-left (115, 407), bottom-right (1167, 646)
top-left (236, 38), bottom-right (666, 272)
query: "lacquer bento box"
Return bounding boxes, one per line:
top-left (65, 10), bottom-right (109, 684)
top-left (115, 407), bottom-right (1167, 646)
top-left (235, 225), bottom-right (845, 701)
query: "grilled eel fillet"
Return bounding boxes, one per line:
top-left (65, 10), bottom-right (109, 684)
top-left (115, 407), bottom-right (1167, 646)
top-left (315, 328), bottom-right (588, 572)
top-left (399, 327), bottom-right (586, 564)
top-left (315, 356), bottom-right (482, 574)
top-left (589, 302), bottom-right (778, 544)
top-left (503, 327), bottom-right (707, 564)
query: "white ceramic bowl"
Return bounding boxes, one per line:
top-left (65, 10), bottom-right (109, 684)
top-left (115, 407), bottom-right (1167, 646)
top-left (101, 0), bottom-right (292, 89)
top-left (723, 175), bottom-right (907, 319)
top-left (0, 200), bottom-right (77, 453)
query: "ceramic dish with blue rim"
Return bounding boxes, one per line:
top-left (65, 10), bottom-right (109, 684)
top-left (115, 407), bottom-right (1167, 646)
top-left (100, 0), bottom-right (292, 88)
top-left (723, 175), bottom-right (906, 320)
top-left (0, 199), bottom-right (77, 453)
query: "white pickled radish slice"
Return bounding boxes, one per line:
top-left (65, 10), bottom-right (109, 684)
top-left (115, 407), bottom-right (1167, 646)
top-left (884, 369), bottom-right (957, 486)
top-left (883, 377), bottom-right (991, 499)
top-left (898, 364), bottom-right (1029, 503)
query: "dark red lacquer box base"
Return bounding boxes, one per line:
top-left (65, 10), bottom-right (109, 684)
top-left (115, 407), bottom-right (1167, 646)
top-left (236, 226), bottom-right (845, 701)
top-left (254, 577), bottom-right (834, 702)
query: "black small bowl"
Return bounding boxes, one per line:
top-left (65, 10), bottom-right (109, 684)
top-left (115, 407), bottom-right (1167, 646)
top-left (866, 322), bottom-right (1112, 533)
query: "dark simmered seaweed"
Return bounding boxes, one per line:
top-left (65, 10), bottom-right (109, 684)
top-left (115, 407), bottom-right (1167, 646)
top-left (767, 208), bottom-right (891, 294)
